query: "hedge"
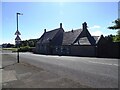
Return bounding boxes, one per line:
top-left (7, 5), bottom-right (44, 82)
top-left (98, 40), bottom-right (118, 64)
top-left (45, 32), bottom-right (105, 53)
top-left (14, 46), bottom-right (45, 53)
top-left (18, 46), bottom-right (35, 52)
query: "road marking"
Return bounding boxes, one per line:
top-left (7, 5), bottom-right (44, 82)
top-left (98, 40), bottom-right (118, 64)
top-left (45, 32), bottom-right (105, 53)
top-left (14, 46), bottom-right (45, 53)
top-left (88, 61), bottom-right (118, 66)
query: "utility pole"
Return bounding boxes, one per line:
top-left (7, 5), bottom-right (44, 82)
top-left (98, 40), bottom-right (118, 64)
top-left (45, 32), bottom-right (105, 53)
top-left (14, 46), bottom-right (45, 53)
top-left (15, 12), bottom-right (23, 63)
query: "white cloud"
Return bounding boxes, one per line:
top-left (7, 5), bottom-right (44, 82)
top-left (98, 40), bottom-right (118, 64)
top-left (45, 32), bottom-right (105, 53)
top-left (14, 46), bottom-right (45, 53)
top-left (88, 25), bottom-right (103, 36)
top-left (88, 24), bottom-right (116, 36)
top-left (89, 25), bottom-right (101, 29)
top-left (1, 39), bottom-right (15, 44)
top-left (90, 30), bottom-right (103, 36)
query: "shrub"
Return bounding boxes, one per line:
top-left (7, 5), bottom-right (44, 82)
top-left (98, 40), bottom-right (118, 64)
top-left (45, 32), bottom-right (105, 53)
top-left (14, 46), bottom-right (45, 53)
top-left (29, 47), bottom-right (35, 52)
top-left (18, 46), bottom-right (35, 52)
top-left (18, 46), bottom-right (30, 52)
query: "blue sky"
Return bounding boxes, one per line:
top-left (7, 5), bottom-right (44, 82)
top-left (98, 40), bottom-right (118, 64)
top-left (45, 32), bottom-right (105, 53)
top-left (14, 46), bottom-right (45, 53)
top-left (2, 2), bottom-right (118, 44)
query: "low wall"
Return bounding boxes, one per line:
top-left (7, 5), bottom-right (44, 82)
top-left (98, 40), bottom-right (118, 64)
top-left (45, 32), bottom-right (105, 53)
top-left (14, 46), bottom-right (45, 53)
top-left (97, 42), bottom-right (120, 58)
top-left (70, 45), bottom-right (96, 57)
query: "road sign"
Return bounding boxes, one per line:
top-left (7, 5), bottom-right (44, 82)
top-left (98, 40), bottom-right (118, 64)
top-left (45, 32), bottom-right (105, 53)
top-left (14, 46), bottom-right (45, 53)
top-left (15, 30), bottom-right (21, 35)
top-left (15, 40), bottom-right (21, 45)
top-left (15, 35), bottom-right (21, 41)
top-left (15, 35), bottom-right (21, 45)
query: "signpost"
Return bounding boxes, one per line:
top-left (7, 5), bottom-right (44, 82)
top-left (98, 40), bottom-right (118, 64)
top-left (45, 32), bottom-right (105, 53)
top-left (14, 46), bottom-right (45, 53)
top-left (15, 13), bottom-right (23, 63)
top-left (15, 34), bottom-right (21, 63)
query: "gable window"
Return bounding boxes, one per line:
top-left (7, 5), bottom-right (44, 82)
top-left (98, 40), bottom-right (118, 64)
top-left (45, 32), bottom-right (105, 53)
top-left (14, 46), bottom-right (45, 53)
top-left (78, 37), bottom-right (91, 45)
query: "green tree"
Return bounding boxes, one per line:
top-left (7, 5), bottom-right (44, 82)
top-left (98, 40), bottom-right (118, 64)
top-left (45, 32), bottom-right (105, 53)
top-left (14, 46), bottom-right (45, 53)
top-left (20, 38), bottom-right (39, 47)
top-left (108, 18), bottom-right (120, 42)
top-left (108, 19), bottom-right (120, 30)
top-left (28, 41), bottom-right (34, 47)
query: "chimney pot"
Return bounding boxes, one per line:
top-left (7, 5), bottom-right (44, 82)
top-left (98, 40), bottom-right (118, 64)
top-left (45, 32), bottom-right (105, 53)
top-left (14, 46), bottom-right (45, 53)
top-left (44, 29), bottom-right (46, 33)
top-left (60, 23), bottom-right (62, 28)
top-left (71, 29), bottom-right (73, 32)
top-left (82, 22), bottom-right (87, 30)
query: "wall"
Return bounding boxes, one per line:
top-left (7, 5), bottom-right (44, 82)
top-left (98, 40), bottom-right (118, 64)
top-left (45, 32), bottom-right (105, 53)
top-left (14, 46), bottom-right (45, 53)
top-left (97, 42), bottom-right (120, 58)
top-left (52, 45), bottom-right (96, 57)
top-left (70, 45), bottom-right (96, 57)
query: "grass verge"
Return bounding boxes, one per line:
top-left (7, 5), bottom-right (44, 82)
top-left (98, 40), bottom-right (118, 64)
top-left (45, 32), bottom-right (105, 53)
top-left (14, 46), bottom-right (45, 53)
top-left (2, 48), bottom-right (17, 52)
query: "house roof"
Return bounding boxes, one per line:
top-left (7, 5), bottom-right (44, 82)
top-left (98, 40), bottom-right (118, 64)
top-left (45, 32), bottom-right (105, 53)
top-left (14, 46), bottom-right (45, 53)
top-left (37, 22), bottom-right (101, 46)
top-left (62, 29), bottom-right (100, 45)
top-left (76, 36), bottom-right (101, 45)
top-left (62, 29), bottom-right (83, 45)
top-left (37, 28), bottom-right (63, 44)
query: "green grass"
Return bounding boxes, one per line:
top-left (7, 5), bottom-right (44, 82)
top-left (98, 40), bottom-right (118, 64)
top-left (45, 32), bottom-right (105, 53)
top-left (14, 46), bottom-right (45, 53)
top-left (2, 48), bottom-right (17, 52)
top-left (2, 47), bottom-right (35, 52)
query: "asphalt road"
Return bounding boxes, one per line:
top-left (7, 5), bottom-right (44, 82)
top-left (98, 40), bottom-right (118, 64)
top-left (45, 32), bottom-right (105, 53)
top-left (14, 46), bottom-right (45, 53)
top-left (2, 50), bottom-right (118, 88)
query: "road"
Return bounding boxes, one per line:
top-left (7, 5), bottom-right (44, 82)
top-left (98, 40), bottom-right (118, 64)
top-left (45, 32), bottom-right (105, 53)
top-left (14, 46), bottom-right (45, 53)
top-left (2, 50), bottom-right (118, 88)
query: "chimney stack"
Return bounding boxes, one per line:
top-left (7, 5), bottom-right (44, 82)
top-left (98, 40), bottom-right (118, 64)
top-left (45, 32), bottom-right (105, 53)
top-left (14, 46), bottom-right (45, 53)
top-left (60, 23), bottom-right (62, 28)
top-left (71, 29), bottom-right (73, 32)
top-left (44, 29), bottom-right (46, 33)
top-left (82, 22), bottom-right (87, 30)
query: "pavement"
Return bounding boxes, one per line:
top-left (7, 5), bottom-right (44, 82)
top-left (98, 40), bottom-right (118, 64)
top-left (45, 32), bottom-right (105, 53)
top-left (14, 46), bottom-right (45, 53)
top-left (2, 53), bottom-right (89, 88)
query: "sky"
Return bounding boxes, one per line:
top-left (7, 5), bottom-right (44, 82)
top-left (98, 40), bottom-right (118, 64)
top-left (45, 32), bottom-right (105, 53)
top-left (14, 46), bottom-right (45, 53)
top-left (1, 1), bottom-right (119, 44)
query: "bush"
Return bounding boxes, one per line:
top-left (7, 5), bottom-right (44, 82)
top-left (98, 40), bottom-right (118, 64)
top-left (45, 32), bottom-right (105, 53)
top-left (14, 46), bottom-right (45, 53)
top-left (29, 47), bottom-right (35, 52)
top-left (18, 46), bottom-right (34, 52)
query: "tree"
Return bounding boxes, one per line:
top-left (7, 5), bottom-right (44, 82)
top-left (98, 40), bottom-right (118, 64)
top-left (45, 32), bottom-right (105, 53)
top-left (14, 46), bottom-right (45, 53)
top-left (108, 18), bottom-right (120, 42)
top-left (108, 19), bottom-right (120, 30)
top-left (2, 43), bottom-right (14, 48)
top-left (20, 38), bottom-right (39, 47)
top-left (28, 41), bottom-right (34, 47)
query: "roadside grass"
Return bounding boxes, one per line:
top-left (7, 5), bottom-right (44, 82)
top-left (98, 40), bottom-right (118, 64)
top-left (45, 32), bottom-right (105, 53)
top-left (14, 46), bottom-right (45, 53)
top-left (2, 47), bottom-right (35, 52)
top-left (2, 48), bottom-right (17, 52)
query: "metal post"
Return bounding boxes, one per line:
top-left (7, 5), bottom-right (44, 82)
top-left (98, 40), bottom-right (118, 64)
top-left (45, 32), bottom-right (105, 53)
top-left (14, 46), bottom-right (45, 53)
top-left (17, 47), bottom-right (19, 63)
top-left (15, 12), bottom-right (23, 63)
top-left (17, 13), bottom-right (19, 63)
top-left (17, 13), bottom-right (18, 31)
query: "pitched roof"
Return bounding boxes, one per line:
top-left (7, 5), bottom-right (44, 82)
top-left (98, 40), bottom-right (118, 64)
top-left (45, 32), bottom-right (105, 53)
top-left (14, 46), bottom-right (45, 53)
top-left (37, 26), bottom-right (101, 46)
top-left (74, 36), bottom-right (98, 45)
top-left (62, 29), bottom-right (100, 45)
top-left (62, 29), bottom-right (82, 45)
top-left (37, 28), bottom-right (62, 44)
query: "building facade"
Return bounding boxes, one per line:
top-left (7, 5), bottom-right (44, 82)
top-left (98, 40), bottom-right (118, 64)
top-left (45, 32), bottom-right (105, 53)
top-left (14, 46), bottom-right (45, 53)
top-left (35, 22), bottom-right (102, 57)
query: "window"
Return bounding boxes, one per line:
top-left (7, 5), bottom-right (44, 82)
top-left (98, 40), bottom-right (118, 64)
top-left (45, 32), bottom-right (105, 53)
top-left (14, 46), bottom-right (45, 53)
top-left (66, 48), bottom-right (69, 54)
top-left (56, 46), bottom-right (58, 52)
top-left (61, 47), bottom-right (63, 53)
